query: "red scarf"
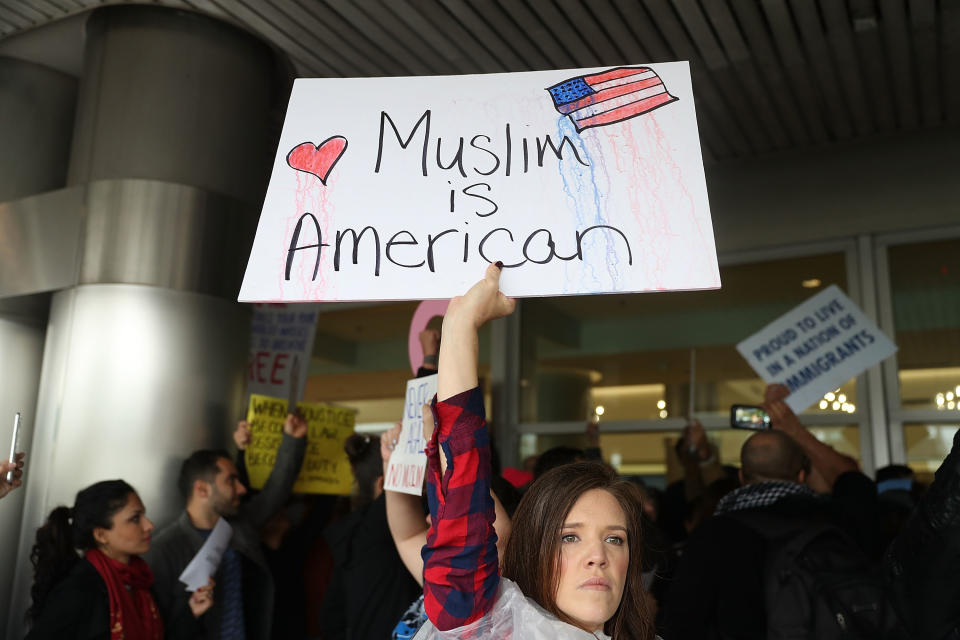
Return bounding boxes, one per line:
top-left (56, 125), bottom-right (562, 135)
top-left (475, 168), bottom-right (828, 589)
top-left (85, 549), bottom-right (164, 640)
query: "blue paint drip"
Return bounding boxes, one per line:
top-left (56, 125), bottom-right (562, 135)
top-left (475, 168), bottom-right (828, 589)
top-left (553, 117), bottom-right (620, 292)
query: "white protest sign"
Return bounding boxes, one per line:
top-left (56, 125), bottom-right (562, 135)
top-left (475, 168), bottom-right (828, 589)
top-left (178, 517), bottom-right (232, 592)
top-left (247, 303), bottom-right (317, 402)
top-left (239, 63), bottom-right (719, 302)
top-left (384, 374), bottom-right (437, 496)
top-left (736, 285), bottom-right (897, 413)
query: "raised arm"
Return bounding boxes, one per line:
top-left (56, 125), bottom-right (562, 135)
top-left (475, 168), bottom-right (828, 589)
top-left (763, 384), bottom-right (858, 492)
top-left (422, 263), bottom-right (515, 631)
top-left (384, 408), bottom-right (513, 589)
top-left (243, 412), bottom-right (307, 529)
top-left (382, 422), bottom-right (430, 585)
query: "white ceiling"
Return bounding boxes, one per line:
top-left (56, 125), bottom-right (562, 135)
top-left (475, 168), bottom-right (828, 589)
top-left (0, 0), bottom-right (957, 163)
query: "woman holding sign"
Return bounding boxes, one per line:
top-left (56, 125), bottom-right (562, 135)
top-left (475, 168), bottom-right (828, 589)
top-left (417, 263), bottom-right (656, 639)
top-left (26, 480), bottom-right (214, 639)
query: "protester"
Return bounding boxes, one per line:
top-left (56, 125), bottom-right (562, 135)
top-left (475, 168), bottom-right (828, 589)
top-left (416, 263), bottom-right (656, 639)
top-left (231, 418), bottom-right (338, 639)
top-left (660, 385), bottom-right (902, 639)
top-left (26, 479), bottom-right (213, 639)
top-left (0, 451), bottom-right (24, 499)
top-left (885, 427), bottom-right (960, 640)
top-left (145, 413), bottom-right (306, 640)
top-left (317, 431), bottom-right (422, 639)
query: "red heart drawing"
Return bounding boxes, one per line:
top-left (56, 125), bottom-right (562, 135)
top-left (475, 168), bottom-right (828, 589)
top-left (286, 136), bottom-right (348, 185)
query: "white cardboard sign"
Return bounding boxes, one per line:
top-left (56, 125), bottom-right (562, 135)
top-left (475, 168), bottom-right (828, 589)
top-left (239, 63), bottom-right (719, 302)
top-left (736, 285), bottom-right (897, 413)
top-left (384, 374), bottom-right (437, 496)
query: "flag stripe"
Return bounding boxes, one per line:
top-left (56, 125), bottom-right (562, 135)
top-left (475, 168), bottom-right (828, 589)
top-left (573, 92), bottom-right (677, 130)
top-left (588, 70), bottom-right (657, 92)
top-left (558, 76), bottom-right (665, 114)
top-left (569, 85), bottom-right (667, 120)
top-left (583, 66), bottom-right (651, 85)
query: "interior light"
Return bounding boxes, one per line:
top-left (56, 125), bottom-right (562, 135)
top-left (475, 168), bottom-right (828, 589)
top-left (848, 404), bottom-right (856, 413)
top-left (594, 405), bottom-right (605, 416)
top-left (659, 409), bottom-right (668, 419)
top-left (948, 392), bottom-right (956, 401)
top-left (838, 394), bottom-right (847, 403)
top-left (832, 401), bottom-right (841, 410)
top-left (825, 392), bottom-right (836, 401)
top-left (802, 278), bottom-right (822, 288)
top-left (949, 401), bottom-right (957, 410)
top-left (656, 399), bottom-right (666, 410)
top-left (955, 385), bottom-right (960, 396)
top-left (841, 403), bottom-right (850, 412)
top-left (819, 400), bottom-right (828, 410)
top-left (937, 393), bottom-right (946, 406)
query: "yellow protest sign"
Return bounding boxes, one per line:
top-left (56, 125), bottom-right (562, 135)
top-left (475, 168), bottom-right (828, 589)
top-left (245, 394), bottom-right (355, 494)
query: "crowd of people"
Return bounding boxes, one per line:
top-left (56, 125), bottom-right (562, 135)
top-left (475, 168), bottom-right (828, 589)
top-left (4, 263), bottom-right (959, 639)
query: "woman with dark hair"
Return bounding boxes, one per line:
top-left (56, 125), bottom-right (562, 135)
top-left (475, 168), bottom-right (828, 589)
top-left (26, 479), bottom-right (213, 639)
top-left (417, 263), bottom-right (658, 639)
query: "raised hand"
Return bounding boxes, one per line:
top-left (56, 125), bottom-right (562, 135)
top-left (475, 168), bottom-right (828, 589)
top-left (444, 262), bottom-right (516, 332)
top-left (380, 423), bottom-right (402, 464)
top-left (284, 411), bottom-right (308, 439)
top-left (233, 421), bottom-right (252, 450)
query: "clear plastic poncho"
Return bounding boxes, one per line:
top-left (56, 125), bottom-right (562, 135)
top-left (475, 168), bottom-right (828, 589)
top-left (413, 577), bottom-right (613, 640)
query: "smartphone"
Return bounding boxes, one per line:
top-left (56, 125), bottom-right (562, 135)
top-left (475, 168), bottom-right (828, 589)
top-left (6, 413), bottom-right (20, 483)
top-left (730, 405), bottom-right (771, 430)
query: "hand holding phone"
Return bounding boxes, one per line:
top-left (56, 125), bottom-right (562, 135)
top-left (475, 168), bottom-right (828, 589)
top-left (6, 413), bottom-right (21, 483)
top-left (730, 405), bottom-right (771, 430)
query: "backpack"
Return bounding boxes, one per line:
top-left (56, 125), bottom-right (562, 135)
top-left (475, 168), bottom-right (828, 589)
top-left (733, 511), bottom-right (909, 640)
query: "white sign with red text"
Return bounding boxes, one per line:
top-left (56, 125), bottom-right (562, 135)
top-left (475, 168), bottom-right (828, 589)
top-left (247, 303), bottom-right (317, 403)
top-left (384, 374), bottom-right (437, 496)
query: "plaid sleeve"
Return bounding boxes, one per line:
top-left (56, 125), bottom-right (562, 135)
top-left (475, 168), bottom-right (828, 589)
top-left (421, 387), bottom-right (499, 631)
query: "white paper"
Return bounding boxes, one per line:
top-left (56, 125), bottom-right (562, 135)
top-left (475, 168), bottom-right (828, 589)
top-left (384, 374), bottom-right (437, 496)
top-left (736, 285), bottom-right (897, 413)
top-left (239, 63), bottom-right (719, 302)
top-left (178, 517), bottom-right (233, 592)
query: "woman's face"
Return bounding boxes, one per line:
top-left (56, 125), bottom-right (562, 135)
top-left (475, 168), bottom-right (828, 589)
top-left (554, 488), bottom-right (630, 633)
top-left (95, 493), bottom-right (154, 563)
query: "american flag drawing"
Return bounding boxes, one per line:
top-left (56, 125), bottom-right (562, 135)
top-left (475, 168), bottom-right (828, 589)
top-left (546, 66), bottom-right (678, 132)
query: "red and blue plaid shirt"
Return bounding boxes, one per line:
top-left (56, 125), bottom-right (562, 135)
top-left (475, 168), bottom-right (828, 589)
top-left (421, 387), bottom-right (500, 632)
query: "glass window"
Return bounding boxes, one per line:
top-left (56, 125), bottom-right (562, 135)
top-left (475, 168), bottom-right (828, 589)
top-left (903, 423), bottom-right (957, 481)
top-left (305, 302), bottom-right (492, 427)
top-left (520, 252), bottom-right (853, 424)
top-left (887, 238), bottom-right (960, 410)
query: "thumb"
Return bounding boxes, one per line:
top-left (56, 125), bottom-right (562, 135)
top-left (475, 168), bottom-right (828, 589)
top-left (484, 261), bottom-right (504, 286)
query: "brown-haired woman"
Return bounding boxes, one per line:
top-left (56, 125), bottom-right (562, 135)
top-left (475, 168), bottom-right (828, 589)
top-left (416, 263), bottom-right (658, 639)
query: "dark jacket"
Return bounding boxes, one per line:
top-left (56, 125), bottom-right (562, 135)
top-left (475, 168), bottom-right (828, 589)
top-left (25, 558), bottom-right (201, 640)
top-left (144, 433), bottom-right (306, 640)
top-left (660, 472), bottom-right (877, 640)
top-left (318, 493), bottom-right (422, 640)
top-left (885, 428), bottom-right (960, 640)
